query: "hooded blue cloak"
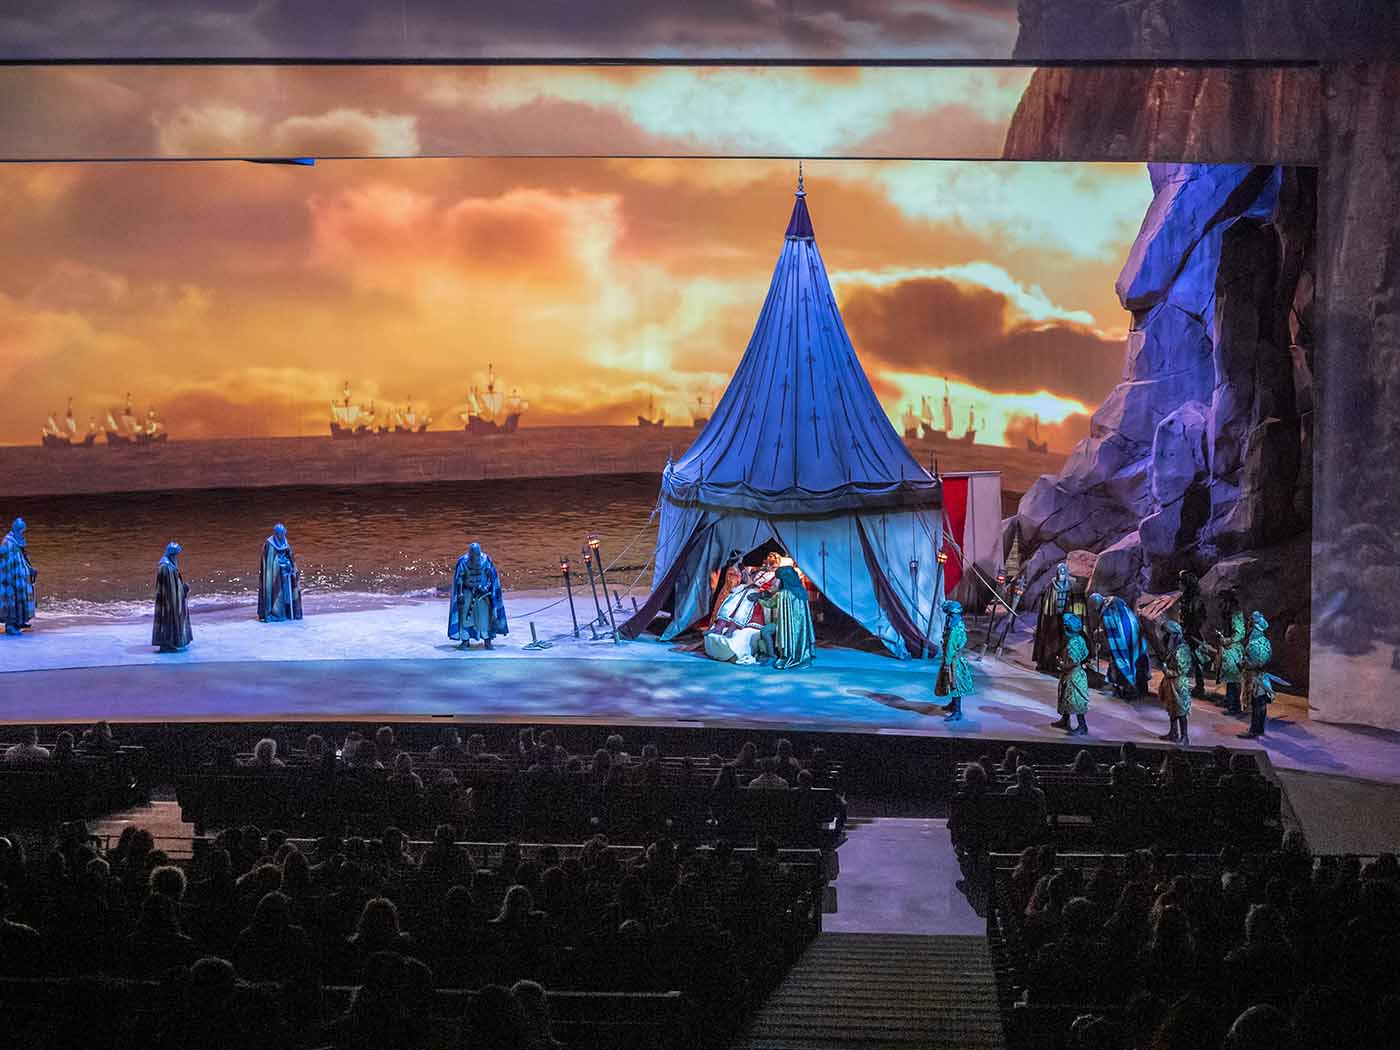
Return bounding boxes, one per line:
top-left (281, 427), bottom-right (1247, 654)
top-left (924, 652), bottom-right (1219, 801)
top-left (1091, 592), bottom-right (1149, 697)
top-left (153, 541), bottom-right (193, 651)
top-left (0, 519), bottom-right (35, 632)
top-left (258, 523), bottom-right (303, 622)
top-left (449, 542), bottom-right (508, 641)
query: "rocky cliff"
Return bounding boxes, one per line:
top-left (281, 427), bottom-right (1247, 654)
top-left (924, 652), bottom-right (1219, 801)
top-left (1003, 66), bottom-right (1320, 164)
top-left (1013, 0), bottom-right (1399, 60)
top-left (1002, 93), bottom-right (1317, 687)
top-left (1004, 11), bottom-right (1400, 721)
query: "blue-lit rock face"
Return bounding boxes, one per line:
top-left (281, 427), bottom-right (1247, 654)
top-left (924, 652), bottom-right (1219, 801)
top-left (1009, 162), bottom-right (1313, 678)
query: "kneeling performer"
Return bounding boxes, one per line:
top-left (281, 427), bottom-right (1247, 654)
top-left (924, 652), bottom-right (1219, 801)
top-left (703, 566), bottom-right (765, 664)
top-left (449, 541), bottom-right (508, 649)
top-left (258, 523), bottom-right (303, 622)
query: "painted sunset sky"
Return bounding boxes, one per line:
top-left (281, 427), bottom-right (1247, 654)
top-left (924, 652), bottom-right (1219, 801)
top-left (0, 67), bottom-right (1154, 452)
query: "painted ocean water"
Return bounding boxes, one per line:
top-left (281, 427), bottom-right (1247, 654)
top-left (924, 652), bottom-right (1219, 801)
top-left (6, 475), bottom-right (662, 623)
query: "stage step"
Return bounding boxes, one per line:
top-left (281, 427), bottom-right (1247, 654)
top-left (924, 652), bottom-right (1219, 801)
top-left (730, 932), bottom-right (1007, 1050)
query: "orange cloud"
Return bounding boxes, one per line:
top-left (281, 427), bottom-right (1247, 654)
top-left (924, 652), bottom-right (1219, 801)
top-left (306, 183), bottom-right (623, 297)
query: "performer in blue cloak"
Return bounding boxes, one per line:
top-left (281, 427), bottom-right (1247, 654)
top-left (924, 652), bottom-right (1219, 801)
top-left (1090, 592), bottom-right (1149, 699)
top-left (934, 600), bottom-right (975, 722)
top-left (1, 518), bottom-right (37, 635)
top-left (756, 566), bottom-right (816, 670)
top-left (257, 523), bottom-right (303, 622)
top-left (152, 541), bottom-right (193, 652)
top-left (449, 541), bottom-right (508, 649)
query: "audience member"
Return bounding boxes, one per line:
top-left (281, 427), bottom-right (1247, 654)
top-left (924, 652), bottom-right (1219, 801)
top-left (3, 726), bottom-right (50, 764)
top-left (747, 756), bottom-right (790, 789)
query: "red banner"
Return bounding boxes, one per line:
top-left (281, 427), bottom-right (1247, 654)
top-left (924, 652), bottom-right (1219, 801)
top-left (940, 475), bottom-right (968, 595)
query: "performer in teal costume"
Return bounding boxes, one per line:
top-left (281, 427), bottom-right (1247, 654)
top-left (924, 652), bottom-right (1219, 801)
top-left (1239, 611), bottom-right (1280, 739)
top-left (257, 523), bottom-right (303, 623)
top-left (935, 600), bottom-right (975, 722)
top-left (152, 541), bottom-right (193, 653)
top-left (1215, 587), bottom-right (1246, 714)
top-left (756, 566), bottom-right (815, 670)
top-left (1052, 612), bottom-right (1092, 735)
top-left (0, 518), bottom-right (36, 636)
top-left (1158, 619), bottom-right (1193, 745)
top-left (449, 541), bottom-right (508, 649)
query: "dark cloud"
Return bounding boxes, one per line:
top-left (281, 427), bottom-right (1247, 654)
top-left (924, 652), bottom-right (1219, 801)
top-left (0, 0), bottom-right (1017, 59)
top-left (841, 275), bottom-right (1123, 406)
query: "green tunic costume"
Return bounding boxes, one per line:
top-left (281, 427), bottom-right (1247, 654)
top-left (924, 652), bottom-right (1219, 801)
top-left (1218, 610), bottom-right (1246, 685)
top-left (757, 567), bottom-right (815, 670)
top-left (1161, 641), bottom-right (1193, 717)
top-left (1057, 621), bottom-right (1091, 715)
top-left (934, 607), bottom-right (974, 700)
top-left (1243, 618), bottom-right (1274, 703)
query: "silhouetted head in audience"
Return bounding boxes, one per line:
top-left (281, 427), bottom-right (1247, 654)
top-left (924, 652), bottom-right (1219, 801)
top-left (53, 731), bottom-right (75, 760)
top-left (352, 897), bottom-right (403, 949)
top-left (512, 980), bottom-right (556, 1046)
top-left (1072, 750), bottom-right (1096, 774)
top-left (1015, 765), bottom-right (1038, 790)
top-left (374, 725), bottom-right (396, 760)
top-left (735, 741), bottom-right (757, 768)
top-left (250, 890), bottom-right (292, 934)
top-left (962, 762), bottom-right (989, 796)
top-left (495, 885), bottom-right (535, 924)
top-left (1118, 741), bottom-right (1139, 765)
top-left (252, 738), bottom-right (279, 767)
top-left (463, 983), bottom-right (528, 1050)
top-left (796, 768), bottom-right (814, 790)
top-left (1224, 1004), bottom-right (1295, 1050)
top-left (304, 734), bottom-right (325, 763)
top-left (1068, 1013), bottom-right (1119, 1050)
top-left (149, 864), bottom-right (187, 902)
top-left (187, 954), bottom-right (238, 1006)
top-left (605, 733), bottom-right (625, 756)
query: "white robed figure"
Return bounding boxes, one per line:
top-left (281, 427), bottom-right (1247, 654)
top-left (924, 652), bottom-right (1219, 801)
top-left (703, 572), bottom-right (766, 664)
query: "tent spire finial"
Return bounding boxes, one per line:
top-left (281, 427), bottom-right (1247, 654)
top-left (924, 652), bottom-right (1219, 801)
top-left (796, 160), bottom-right (805, 197)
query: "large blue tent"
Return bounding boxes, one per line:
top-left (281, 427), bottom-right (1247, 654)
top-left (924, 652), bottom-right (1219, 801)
top-left (621, 173), bottom-right (945, 657)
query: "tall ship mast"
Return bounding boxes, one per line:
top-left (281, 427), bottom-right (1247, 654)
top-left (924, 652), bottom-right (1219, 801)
top-left (637, 393), bottom-right (664, 428)
top-left (329, 382), bottom-right (374, 439)
top-left (461, 364), bottom-right (526, 435)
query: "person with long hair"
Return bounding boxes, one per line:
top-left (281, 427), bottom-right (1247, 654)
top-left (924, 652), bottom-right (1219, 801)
top-left (756, 566), bottom-right (815, 669)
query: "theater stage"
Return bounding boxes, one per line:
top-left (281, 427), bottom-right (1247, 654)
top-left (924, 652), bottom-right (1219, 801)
top-left (2, 590), bottom-right (1397, 787)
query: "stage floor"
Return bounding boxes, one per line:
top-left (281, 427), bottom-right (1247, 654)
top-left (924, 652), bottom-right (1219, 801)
top-left (3, 591), bottom-right (1399, 786)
